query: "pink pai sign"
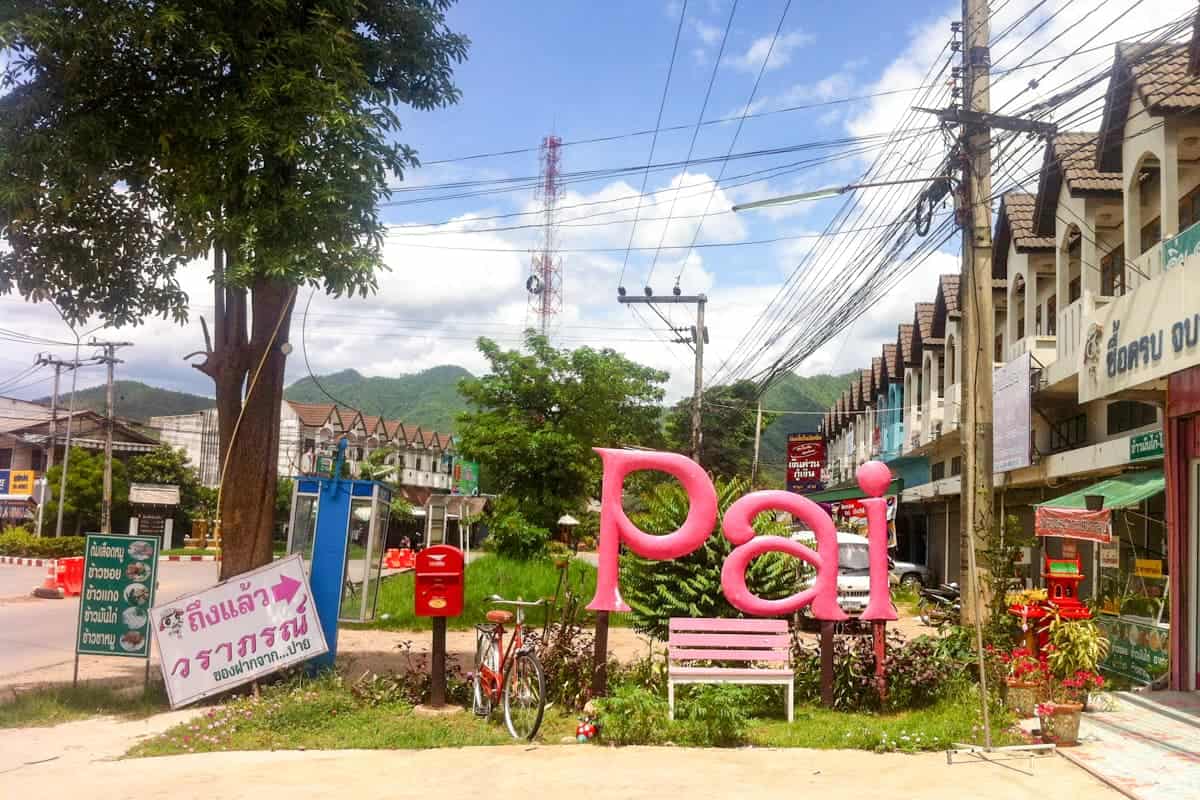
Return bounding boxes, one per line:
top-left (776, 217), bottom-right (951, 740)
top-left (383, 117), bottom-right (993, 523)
top-left (587, 449), bottom-right (896, 622)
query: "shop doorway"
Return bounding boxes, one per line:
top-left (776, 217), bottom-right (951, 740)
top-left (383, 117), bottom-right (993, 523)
top-left (1191, 458), bottom-right (1200, 691)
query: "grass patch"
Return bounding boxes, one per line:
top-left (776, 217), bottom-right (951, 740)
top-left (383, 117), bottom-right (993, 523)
top-left (891, 585), bottom-right (922, 617)
top-left (749, 691), bottom-right (1020, 752)
top-left (127, 672), bottom-right (576, 757)
top-left (0, 683), bottom-right (169, 729)
top-left (162, 547), bottom-right (217, 556)
top-left (360, 554), bottom-right (629, 631)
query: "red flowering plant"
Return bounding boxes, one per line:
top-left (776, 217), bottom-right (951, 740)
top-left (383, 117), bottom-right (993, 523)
top-left (1056, 670), bottom-right (1104, 704)
top-left (1000, 647), bottom-right (1049, 686)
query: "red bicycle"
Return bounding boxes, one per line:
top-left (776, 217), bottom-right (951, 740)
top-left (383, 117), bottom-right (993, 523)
top-left (472, 595), bottom-right (546, 740)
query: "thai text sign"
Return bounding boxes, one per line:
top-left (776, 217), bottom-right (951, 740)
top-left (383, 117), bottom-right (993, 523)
top-left (1079, 252), bottom-right (1200, 402)
top-left (1096, 616), bottom-right (1169, 684)
top-left (76, 534), bottom-right (160, 657)
top-left (993, 352), bottom-right (1032, 472)
top-left (786, 433), bottom-right (826, 493)
top-left (151, 554), bottom-right (328, 708)
top-left (1035, 506), bottom-right (1112, 543)
top-left (1129, 430), bottom-right (1164, 461)
top-left (6, 470), bottom-right (36, 495)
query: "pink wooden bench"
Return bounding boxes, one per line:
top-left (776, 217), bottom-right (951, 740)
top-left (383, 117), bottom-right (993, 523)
top-left (668, 617), bottom-right (794, 722)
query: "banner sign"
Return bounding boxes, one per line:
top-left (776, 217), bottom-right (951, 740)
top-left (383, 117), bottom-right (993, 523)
top-left (786, 433), bottom-right (826, 493)
top-left (151, 554), bottom-right (328, 708)
top-left (1096, 616), bottom-right (1169, 684)
top-left (76, 534), bottom-right (160, 658)
top-left (993, 352), bottom-right (1032, 472)
top-left (1099, 542), bottom-right (1120, 569)
top-left (1035, 506), bottom-right (1113, 543)
top-left (452, 459), bottom-right (480, 496)
top-left (821, 495), bottom-right (898, 528)
top-left (1079, 252), bottom-right (1200, 402)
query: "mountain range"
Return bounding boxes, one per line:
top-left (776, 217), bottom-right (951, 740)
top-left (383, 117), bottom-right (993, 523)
top-left (32, 366), bottom-right (854, 469)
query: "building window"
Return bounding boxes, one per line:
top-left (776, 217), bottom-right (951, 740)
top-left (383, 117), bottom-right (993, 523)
top-left (1047, 295), bottom-right (1057, 335)
top-left (1069, 276), bottom-right (1081, 303)
top-left (1106, 401), bottom-right (1157, 436)
top-left (994, 334), bottom-right (1003, 363)
top-left (1035, 304), bottom-right (1042, 336)
top-left (950, 456), bottom-right (962, 476)
top-left (1179, 186), bottom-right (1200, 231)
top-left (416, 458), bottom-right (423, 472)
top-left (31, 450), bottom-right (46, 472)
top-left (1101, 245), bottom-right (1126, 296)
top-left (302, 437), bottom-right (316, 453)
top-left (931, 461), bottom-right (946, 481)
top-left (0, 448), bottom-right (10, 469)
top-left (1050, 413), bottom-right (1087, 452)
top-left (1140, 217), bottom-right (1161, 255)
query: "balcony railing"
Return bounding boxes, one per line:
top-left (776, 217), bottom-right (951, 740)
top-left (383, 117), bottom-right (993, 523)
top-left (944, 383), bottom-right (960, 432)
top-left (1006, 335), bottom-right (1057, 366)
top-left (921, 398), bottom-right (943, 445)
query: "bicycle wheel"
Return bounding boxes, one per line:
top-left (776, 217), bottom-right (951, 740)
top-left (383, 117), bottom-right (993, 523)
top-left (502, 651), bottom-right (545, 740)
top-left (472, 626), bottom-right (500, 717)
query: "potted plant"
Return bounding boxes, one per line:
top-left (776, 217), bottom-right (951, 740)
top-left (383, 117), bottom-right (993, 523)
top-left (1046, 611), bottom-right (1110, 713)
top-left (1059, 670), bottom-right (1105, 709)
top-left (1037, 697), bottom-right (1084, 746)
top-left (1000, 647), bottom-right (1048, 718)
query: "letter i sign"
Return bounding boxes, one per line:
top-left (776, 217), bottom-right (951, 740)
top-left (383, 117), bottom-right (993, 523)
top-left (587, 449), bottom-right (896, 622)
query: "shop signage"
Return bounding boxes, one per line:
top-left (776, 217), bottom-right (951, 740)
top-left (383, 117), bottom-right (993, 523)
top-left (1079, 252), bottom-right (1200, 402)
top-left (1162, 219), bottom-right (1200, 270)
top-left (138, 513), bottom-right (167, 538)
top-left (151, 554), bottom-right (328, 709)
top-left (1034, 506), bottom-right (1112, 543)
top-left (993, 352), bottom-right (1032, 472)
top-left (1134, 558), bottom-right (1163, 577)
top-left (1061, 539), bottom-right (1077, 559)
top-left (1099, 542), bottom-right (1120, 568)
top-left (452, 459), bottom-right (480, 496)
top-left (6, 470), bottom-right (35, 495)
top-left (1096, 616), bottom-right (1169, 684)
top-left (0, 470), bottom-right (7, 494)
top-left (1129, 430), bottom-right (1164, 461)
top-left (76, 534), bottom-right (160, 658)
top-left (786, 433), bottom-right (826, 493)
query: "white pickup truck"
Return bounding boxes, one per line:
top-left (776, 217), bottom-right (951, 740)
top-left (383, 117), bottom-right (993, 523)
top-left (790, 529), bottom-right (873, 615)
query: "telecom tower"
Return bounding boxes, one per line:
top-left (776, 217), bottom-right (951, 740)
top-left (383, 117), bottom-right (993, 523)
top-left (526, 135), bottom-right (563, 334)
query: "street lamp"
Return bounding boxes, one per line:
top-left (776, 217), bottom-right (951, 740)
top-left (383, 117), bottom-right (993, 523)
top-left (731, 176), bottom-right (952, 212)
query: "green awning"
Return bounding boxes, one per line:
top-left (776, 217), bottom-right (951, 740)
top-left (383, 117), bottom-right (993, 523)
top-left (1035, 469), bottom-right (1165, 510)
top-left (803, 478), bottom-right (903, 503)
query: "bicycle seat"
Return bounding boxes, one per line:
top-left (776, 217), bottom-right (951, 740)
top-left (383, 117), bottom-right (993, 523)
top-left (486, 610), bottom-right (514, 624)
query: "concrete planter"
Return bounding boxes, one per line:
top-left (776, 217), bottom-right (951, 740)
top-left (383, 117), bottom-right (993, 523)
top-left (1038, 702), bottom-right (1083, 746)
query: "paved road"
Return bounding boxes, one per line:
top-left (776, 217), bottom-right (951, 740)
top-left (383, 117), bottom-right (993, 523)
top-left (0, 561), bottom-right (219, 688)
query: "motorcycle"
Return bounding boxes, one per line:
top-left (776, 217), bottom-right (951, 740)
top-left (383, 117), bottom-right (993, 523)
top-left (918, 582), bottom-right (961, 627)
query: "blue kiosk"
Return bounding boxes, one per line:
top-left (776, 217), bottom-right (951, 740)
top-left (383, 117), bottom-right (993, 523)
top-left (287, 439), bottom-right (393, 666)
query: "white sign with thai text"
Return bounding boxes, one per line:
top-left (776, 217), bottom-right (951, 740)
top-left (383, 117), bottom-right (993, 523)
top-left (150, 554), bottom-right (327, 708)
top-left (993, 352), bottom-right (1032, 472)
top-left (1079, 250), bottom-right (1200, 402)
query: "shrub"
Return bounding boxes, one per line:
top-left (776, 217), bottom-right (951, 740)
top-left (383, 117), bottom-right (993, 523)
top-left (0, 528), bottom-right (86, 559)
top-left (483, 498), bottom-right (549, 561)
top-left (674, 685), bottom-right (751, 746)
top-left (350, 641), bottom-right (471, 708)
top-left (791, 631), bottom-right (964, 712)
top-left (594, 684), bottom-right (670, 745)
top-left (619, 476), bottom-right (796, 639)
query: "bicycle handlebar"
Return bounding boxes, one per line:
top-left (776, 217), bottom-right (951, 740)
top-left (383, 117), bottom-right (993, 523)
top-left (486, 595), bottom-right (545, 608)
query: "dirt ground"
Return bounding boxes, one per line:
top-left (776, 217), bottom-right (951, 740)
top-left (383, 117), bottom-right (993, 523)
top-left (0, 741), bottom-right (1122, 799)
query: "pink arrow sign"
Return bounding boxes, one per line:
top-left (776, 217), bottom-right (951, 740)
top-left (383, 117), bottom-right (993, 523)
top-left (272, 574), bottom-right (301, 605)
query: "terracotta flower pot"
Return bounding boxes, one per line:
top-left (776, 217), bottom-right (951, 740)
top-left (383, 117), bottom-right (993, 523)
top-left (1039, 703), bottom-right (1083, 746)
top-left (1005, 680), bottom-right (1042, 718)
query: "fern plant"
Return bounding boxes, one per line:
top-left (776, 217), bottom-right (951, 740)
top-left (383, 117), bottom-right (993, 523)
top-left (618, 476), bottom-right (796, 639)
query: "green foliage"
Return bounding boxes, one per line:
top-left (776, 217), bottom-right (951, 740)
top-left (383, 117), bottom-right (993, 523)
top-left (0, 528), bottom-right (86, 558)
top-left (40, 448), bottom-right (128, 536)
top-left (674, 685), bottom-right (752, 746)
top-left (594, 684), bottom-right (671, 745)
top-left (664, 380), bottom-right (777, 480)
top-left (32, 381), bottom-right (212, 422)
top-left (0, 683), bottom-right (167, 729)
top-left (1046, 613), bottom-right (1111, 679)
top-left (619, 476), bottom-right (795, 639)
top-left (981, 513), bottom-right (1036, 635)
top-left (759, 371), bottom-right (857, 468)
top-left (286, 366), bottom-right (472, 435)
top-left (275, 477), bottom-right (293, 531)
top-left (456, 332), bottom-right (667, 529)
top-left (482, 497), bottom-right (549, 561)
top-left (128, 445), bottom-right (202, 531)
top-left (190, 486), bottom-right (219, 530)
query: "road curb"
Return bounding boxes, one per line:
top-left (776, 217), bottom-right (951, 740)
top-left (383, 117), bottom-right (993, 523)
top-left (160, 555), bottom-right (220, 562)
top-left (0, 556), bottom-right (56, 567)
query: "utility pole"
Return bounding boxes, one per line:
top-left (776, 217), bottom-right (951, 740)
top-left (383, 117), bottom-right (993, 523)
top-left (750, 399), bottom-right (763, 486)
top-left (618, 291), bottom-right (708, 462)
top-left (90, 340), bottom-right (132, 534)
top-left (34, 355), bottom-right (78, 536)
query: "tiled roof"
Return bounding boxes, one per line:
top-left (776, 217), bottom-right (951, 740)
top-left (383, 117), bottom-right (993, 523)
top-left (939, 274), bottom-right (961, 315)
top-left (860, 369), bottom-right (873, 405)
top-left (360, 415), bottom-right (382, 436)
top-left (287, 401), bottom-right (338, 428)
top-left (914, 303), bottom-right (936, 342)
top-left (1052, 133), bottom-right (1121, 193)
top-left (897, 323), bottom-right (916, 366)
top-left (882, 343), bottom-right (900, 380)
top-left (871, 357), bottom-right (883, 392)
top-left (1002, 193), bottom-right (1055, 250)
top-left (1123, 42), bottom-right (1200, 111)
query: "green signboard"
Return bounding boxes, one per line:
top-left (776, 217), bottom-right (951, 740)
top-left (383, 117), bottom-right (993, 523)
top-left (1162, 219), bottom-right (1200, 270)
top-left (1129, 430), bottom-right (1164, 461)
top-left (76, 534), bottom-right (159, 658)
top-left (453, 459), bottom-right (480, 496)
top-left (1096, 615), bottom-right (1169, 685)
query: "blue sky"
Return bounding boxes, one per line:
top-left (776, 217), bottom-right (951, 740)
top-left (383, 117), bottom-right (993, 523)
top-left (2, 0), bottom-right (1192, 404)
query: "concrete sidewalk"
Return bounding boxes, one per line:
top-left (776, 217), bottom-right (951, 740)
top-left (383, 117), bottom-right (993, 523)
top-left (1057, 691), bottom-right (1200, 800)
top-left (1, 743), bottom-right (1120, 799)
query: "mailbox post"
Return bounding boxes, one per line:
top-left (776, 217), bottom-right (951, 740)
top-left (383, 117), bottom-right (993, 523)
top-left (414, 545), bottom-right (464, 707)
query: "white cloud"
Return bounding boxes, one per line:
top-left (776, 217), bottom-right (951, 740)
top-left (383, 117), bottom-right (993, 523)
top-left (693, 19), bottom-right (723, 46)
top-left (725, 30), bottom-right (814, 73)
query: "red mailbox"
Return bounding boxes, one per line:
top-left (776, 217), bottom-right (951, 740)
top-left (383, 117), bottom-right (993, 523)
top-left (414, 545), bottom-right (465, 617)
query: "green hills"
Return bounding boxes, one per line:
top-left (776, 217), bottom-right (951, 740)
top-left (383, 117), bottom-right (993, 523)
top-left (283, 365), bottom-right (472, 433)
top-left (33, 380), bottom-right (214, 421)
top-left (759, 371), bottom-right (857, 471)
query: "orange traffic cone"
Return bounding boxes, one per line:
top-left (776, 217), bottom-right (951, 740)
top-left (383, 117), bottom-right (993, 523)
top-left (32, 562), bottom-right (64, 599)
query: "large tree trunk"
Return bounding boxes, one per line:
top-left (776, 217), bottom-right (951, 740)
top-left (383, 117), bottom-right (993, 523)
top-left (217, 277), bottom-right (295, 579)
top-left (195, 246), bottom-right (296, 580)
